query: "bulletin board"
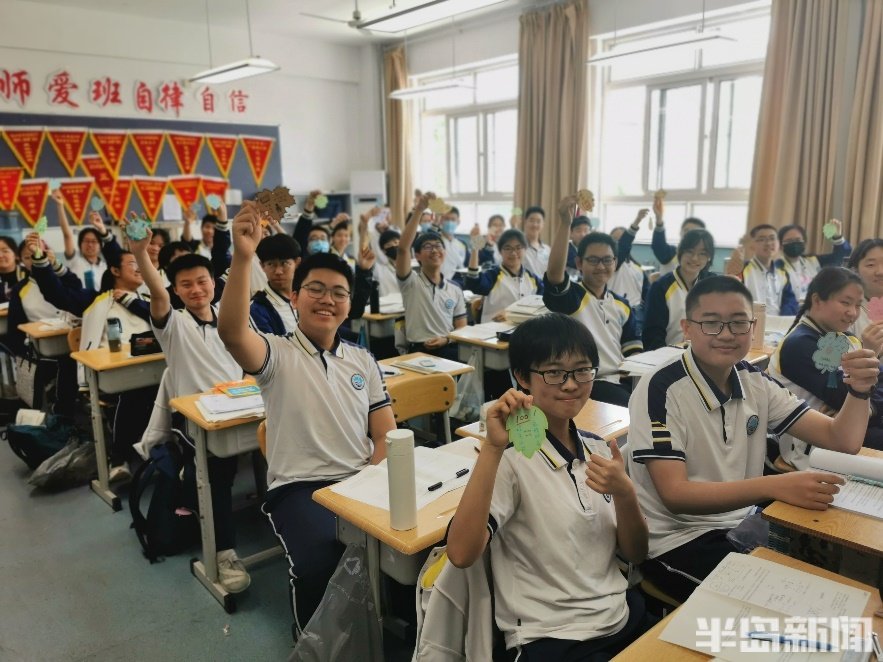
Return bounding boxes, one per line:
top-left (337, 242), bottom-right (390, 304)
top-left (0, 111), bottom-right (282, 232)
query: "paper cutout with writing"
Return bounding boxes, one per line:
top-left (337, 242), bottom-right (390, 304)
top-left (506, 406), bottom-right (549, 459)
top-left (205, 193), bottom-right (223, 209)
top-left (90, 196), bottom-right (104, 212)
top-left (577, 189), bottom-right (594, 212)
top-left (867, 297), bottom-right (883, 323)
top-left (822, 222), bottom-right (838, 240)
top-left (314, 194), bottom-right (329, 210)
top-left (427, 197), bottom-right (451, 215)
top-left (512, 207), bottom-right (523, 217)
top-left (254, 186), bottom-right (295, 222)
top-left (813, 332), bottom-right (852, 388)
top-left (125, 217), bottom-right (150, 241)
top-left (48, 178), bottom-right (61, 192)
top-left (34, 216), bottom-right (48, 235)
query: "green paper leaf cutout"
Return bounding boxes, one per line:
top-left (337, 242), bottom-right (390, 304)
top-left (90, 196), bottom-right (104, 212)
top-left (506, 406), bottom-right (549, 459)
top-left (822, 222), bottom-right (838, 240)
top-left (48, 178), bottom-right (61, 192)
top-left (812, 332), bottom-right (852, 374)
top-left (125, 218), bottom-right (149, 241)
top-left (205, 194), bottom-right (223, 209)
top-left (34, 216), bottom-right (48, 234)
top-left (314, 194), bottom-right (329, 210)
top-left (512, 207), bottom-right (523, 217)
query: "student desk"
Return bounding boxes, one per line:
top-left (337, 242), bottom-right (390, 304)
top-left (447, 325), bottom-right (511, 398)
top-left (380, 351), bottom-right (474, 386)
top-left (312, 438), bottom-right (476, 633)
top-left (612, 547), bottom-right (883, 661)
top-left (18, 321), bottom-right (72, 357)
top-left (168, 393), bottom-right (280, 614)
top-left (456, 399), bottom-right (630, 443)
top-left (70, 345), bottom-right (166, 510)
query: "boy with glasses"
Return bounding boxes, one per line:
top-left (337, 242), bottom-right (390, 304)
top-left (729, 224), bottom-right (798, 315)
top-left (626, 275), bottom-right (877, 601)
top-left (250, 233), bottom-right (302, 335)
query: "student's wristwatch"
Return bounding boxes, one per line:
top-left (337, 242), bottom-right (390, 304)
top-left (846, 385), bottom-right (873, 400)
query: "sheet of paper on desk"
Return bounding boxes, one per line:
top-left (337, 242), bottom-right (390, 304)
top-left (198, 393), bottom-right (264, 415)
top-left (451, 322), bottom-right (515, 341)
top-left (0, 302), bottom-right (8, 311)
top-left (659, 553), bottom-right (870, 661)
top-left (195, 400), bottom-right (264, 423)
top-left (810, 448), bottom-right (883, 519)
top-left (394, 356), bottom-right (469, 375)
top-left (619, 346), bottom-right (686, 375)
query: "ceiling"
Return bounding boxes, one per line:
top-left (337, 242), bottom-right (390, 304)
top-left (20, 0), bottom-right (526, 45)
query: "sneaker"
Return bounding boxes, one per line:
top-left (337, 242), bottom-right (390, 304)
top-left (217, 549), bottom-right (251, 593)
top-left (108, 465), bottom-right (131, 483)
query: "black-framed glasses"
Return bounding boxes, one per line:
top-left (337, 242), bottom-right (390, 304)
top-left (529, 367), bottom-right (598, 385)
top-left (419, 242), bottom-right (444, 253)
top-left (300, 282), bottom-right (351, 302)
top-left (686, 319), bottom-right (755, 335)
top-left (582, 256), bottom-right (615, 267)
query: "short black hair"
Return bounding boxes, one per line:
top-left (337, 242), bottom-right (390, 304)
top-left (331, 221), bottom-right (350, 236)
top-left (681, 217), bottom-right (706, 230)
top-left (201, 214), bottom-right (218, 227)
top-left (151, 227), bottom-right (171, 246)
top-left (524, 206), bottom-right (545, 219)
top-left (577, 232), bottom-right (617, 261)
top-left (166, 253), bottom-right (214, 286)
top-left (497, 228), bottom-right (526, 249)
top-left (570, 216), bottom-right (591, 231)
top-left (102, 249), bottom-right (135, 291)
top-left (293, 252), bottom-right (354, 292)
top-left (778, 224), bottom-right (806, 243)
top-left (414, 230), bottom-right (444, 253)
top-left (508, 313), bottom-right (599, 383)
top-left (684, 275), bottom-right (753, 317)
top-left (0, 236), bottom-right (18, 256)
top-left (77, 227), bottom-right (101, 249)
top-left (750, 224), bottom-right (777, 238)
top-left (308, 225), bottom-right (331, 240)
top-left (159, 241), bottom-right (193, 270)
top-left (447, 206), bottom-right (460, 217)
top-left (256, 233), bottom-right (301, 262)
top-left (677, 229), bottom-right (715, 263)
top-left (848, 238), bottom-right (883, 270)
top-left (379, 229), bottom-right (401, 249)
top-left (487, 214), bottom-right (505, 227)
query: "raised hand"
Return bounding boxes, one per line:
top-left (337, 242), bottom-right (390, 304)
top-left (88, 210), bottom-right (107, 235)
top-left (861, 321), bottom-right (883, 356)
top-left (584, 440), bottom-right (634, 499)
top-left (304, 189), bottom-right (321, 213)
top-left (356, 245), bottom-right (376, 271)
top-left (557, 195), bottom-right (578, 227)
top-left (231, 200), bottom-right (262, 258)
top-left (485, 388), bottom-right (535, 451)
top-left (840, 348), bottom-right (880, 394)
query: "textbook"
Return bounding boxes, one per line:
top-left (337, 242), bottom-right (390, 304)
top-left (393, 356), bottom-right (470, 375)
top-left (213, 378), bottom-right (259, 397)
top-left (808, 449), bottom-right (883, 520)
top-left (504, 295), bottom-right (549, 324)
top-left (196, 393), bottom-right (264, 422)
top-left (619, 345), bottom-right (686, 375)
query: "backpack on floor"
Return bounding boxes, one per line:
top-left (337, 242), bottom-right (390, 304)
top-left (129, 442), bottom-right (199, 563)
top-left (3, 414), bottom-right (77, 470)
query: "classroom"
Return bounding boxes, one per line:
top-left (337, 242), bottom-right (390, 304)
top-left (1, 0), bottom-right (882, 660)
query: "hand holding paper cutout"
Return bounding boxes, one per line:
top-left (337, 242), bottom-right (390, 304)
top-left (124, 211), bottom-right (151, 242)
top-left (839, 348), bottom-right (880, 394)
top-left (813, 332), bottom-right (853, 387)
top-left (506, 406), bottom-right (549, 459)
top-left (867, 297), bottom-right (883, 323)
top-left (205, 193), bottom-right (223, 210)
top-left (88, 210), bottom-right (107, 236)
top-left (483, 388), bottom-right (534, 452)
top-left (822, 219), bottom-right (841, 240)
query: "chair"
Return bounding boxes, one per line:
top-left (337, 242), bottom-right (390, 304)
top-left (639, 578), bottom-right (682, 616)
top-left (67, 326), bottom-right (82, 353)
top-left (388, 372), bottom-right (457, 444)
top-left (257, 419), bottom-right (266, 456)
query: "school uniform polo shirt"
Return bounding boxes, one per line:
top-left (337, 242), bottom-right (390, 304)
top-left (249, 327), bottom-right (391, 491)
top-left (609, 261), bottom-right (645, 309)
top-left (375, 260), bottom-right (399, 298)
top-left (257, 286), bottom-right (298, 334)
top-left (398, 270), bottom-right (467, 343)
top-left (741, 257), bottom-right (798, 316)
top-left (522, 241), bottom-right (551, 278)
top-left (465, 265), bottom-right (542, 322)
top-left (779, 238), bottom-right (851, 302)
top-left (543, 278), bottom-right (643, 383)
top-left (487, 426), bottom-right (629, 649)
top-left (626, 346), bottom-right (809, 558)
top-left (441, 235), bottom-right (468, 280)
top-left (642, 269), bottom-right (712, 350)
top-left (66, 254), bottom-right (106, 291)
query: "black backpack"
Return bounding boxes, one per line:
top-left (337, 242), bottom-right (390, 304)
top-left (4, 415), bottom-right (77, 470)
top-left (129, 442), bottom-right (199, 563)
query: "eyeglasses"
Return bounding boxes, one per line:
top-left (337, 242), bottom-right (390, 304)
top-left (681, 250), bottom-right (710, 261)
top-left (686, 319), bottom-right (755, 335)
top-left (582, 256), bottom-right (615, 267)
top-left (529, 367), bottom-right (598, 385)
top-left (753, 235), bottom-right (778, 244)
top-left (300, 282), bottom-right (351, 302)
top-left (420, 242), bottom-right (444, 253)
top-left (501, 245), bottom-right (525, 254)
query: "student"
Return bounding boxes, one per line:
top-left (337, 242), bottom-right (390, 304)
top-left (778, 221), bottom-right (852, 302)
top-left (626, 275), bottom-right (879, 602)
top-left (146, 227), bottom-right (171, 271)
top-left (438, 206), bottom-right (469, 280)
top-left (474, 214), bottom-right (504, 266)
top-left (543, 196), bottom-right (642, 407)
top-left (566, 216), bottom-right (592, 280)
top-left (130, 222), bottom-right (249, 595)
top-left (52, 188), bottom-right (106, 289)
top-left (0, 236), bottom-right (28, 304)
top-left (649, 194), bottom-right (705, 275)
top-left (642, 229), bottom-right (715, 350)
top-left (396, 193), bottom-right (468, 359)
top-left (446, 313), bottom-right (649, 659)
top-left (466, 228), bottom-right (542, 323)
top-left (734, 224), bottom-right (798, 316)
top-left (374, 228), bottom-right (401, 298)
top-left (330, 221), bottom-right (355, 268)
top-left (769, 267), bottom-right (883, 468)
top-left (304, 225), bottom-right (331, 256)
top-left (608, 214), bottom-right (652, 334)
top-left (250, 233), bottom-right (301, 335)
top-left (848, 238), bottom-right (883, 341)
top-left (218, 201), bottom-right (397, 637)
top-left (519, 206), bottom-right (551, 277)
top-left (183, 209), bottom-right (217, 259)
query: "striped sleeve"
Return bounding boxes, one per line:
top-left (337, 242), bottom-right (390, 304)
top-left (630, 362), bottom-right (688, 463)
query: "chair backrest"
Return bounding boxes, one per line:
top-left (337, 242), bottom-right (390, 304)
top-left (257, 420), bottom-right (266, 456)
top-left (67, 326), bottom-right (82, 353)
top-left (388, 372), bottom-right (457, 423)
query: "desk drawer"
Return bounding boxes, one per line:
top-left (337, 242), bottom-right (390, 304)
top-left (98, 360), bottom-right (166, 393)
top-left (206, 420), bottom-right (260, 458)
top-left (35, 335), bottom-right (70, 358)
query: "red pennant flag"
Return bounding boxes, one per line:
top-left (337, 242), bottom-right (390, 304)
top-left (129, 130), bottom-right (165, 175)
top-left (200, 176), bottom-right (228, 206)
top-left (58, 177), bottom-right (94, 224)
top-left (168, 175), bottom-right (201, 211)
top-left (133, 177), bottom-right (168, 221)
top-left (205, 134), bottom-right (239, 178)
top-left (90, 129), bottom-right (128, 175)
top-left (46, 127), bottom-right (89, 176)
top-left (0, 167), bottom-right (24, 211)
top-left (239, 134), bottom-right (274, 186)
top-left (80, 154), bottom-right (116, 207)
top-left (166, 131), bottom-right (204, 175)
top-left (1, 127), bottom-right (45, 176)
top-left (15, 178), bottom-right (49, 226)
top-left (107, 177), bottom-right (133, 221)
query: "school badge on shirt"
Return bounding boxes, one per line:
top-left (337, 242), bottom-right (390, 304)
top-left (746, 414), bottom-right (759, 436)
top-left (351, 373), bottom-right (366, 390)
top-left (445, 298), bottom-right (455, 310)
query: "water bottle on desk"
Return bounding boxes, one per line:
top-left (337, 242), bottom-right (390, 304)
top-left (751, 303), bottom-right (766, 350)
top-left (106, 317), bottom-right (122, 353)
top-left (386, 429), bottom-right (417, 531)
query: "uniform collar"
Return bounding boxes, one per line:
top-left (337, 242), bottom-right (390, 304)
top-left (673, 267), bottom-right (695, 291)
top-left (751, 256), bottom-right (775, 274)
top-left (536, 421), bottom-right (590, 470)
top-left (583, 284), bottom-right (609, 300)
top-left (293, 325), bottom-right (344, 358)
top-left (681, 346), bottom-right (744, 411)
top-left (264, 285), bottom-right (292, 308)
top-left (186, 306), bottom-right (217, 327)
top-left (799, 315), bottom-right (824, 335)
top-left (419, 269), bottom-right (446, 288)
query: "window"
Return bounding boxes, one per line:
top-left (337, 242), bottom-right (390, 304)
top-left (413, 61), bottom-right (518, 231)
top-left (594, 10), bottom-right (770, 248)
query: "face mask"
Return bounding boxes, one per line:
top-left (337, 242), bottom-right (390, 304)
top-left (442, 220), bottom-right (458, 235)
top-left (419, 223), bottom-right (432, 232)
top-left (384, 247), bottom-right (398, 261)
top-left (308, 240), bottom-right (329, 254)
top-left (783, 242), bottom-right (805, 258)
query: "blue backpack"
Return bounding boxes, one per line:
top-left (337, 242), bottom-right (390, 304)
top-left (4, 415), bottom-right (77, 470)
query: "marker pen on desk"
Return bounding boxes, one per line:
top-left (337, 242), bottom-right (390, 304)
top-left (428, 468), bottom-right (470, 491)
top-left (746, 632), bottom-right (835, 652)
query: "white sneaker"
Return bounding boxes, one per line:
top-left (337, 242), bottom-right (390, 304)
top-left (108, 465), bottom-right (131, 483)
top-left (217, 549), bottom-right (251, 593)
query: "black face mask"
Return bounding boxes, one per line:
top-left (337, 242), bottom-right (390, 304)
top-left (384, 247), bottom-right (398, 261)
top-left (783, 242), bottom-right (805, 258)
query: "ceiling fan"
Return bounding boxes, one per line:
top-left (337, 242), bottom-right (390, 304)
top-left (300, 0), bottom-right (364, 28)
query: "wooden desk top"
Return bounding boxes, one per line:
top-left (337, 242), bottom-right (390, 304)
top-left (362, 311), bottom-right (403, 322)
top-left (313, 439), bottom-right (477, 555)
top-left (448, 333), bottom-right (509, 351)
top-left (18, 321), bottom-right (72, 339)
top-left (70, 344), bottom-right (166, 371)
top-left (0, 307), bottom-right (9, 317)
top-left (762, 448), bottom-right (883, 557)
top-left (380, 352), bottom-right (474, 389)
top-left (169, 392), bottom-right (265, 432)
top-left (613, 547), bottom-right (883, 661)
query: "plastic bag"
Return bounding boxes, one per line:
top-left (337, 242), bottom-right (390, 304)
top-left (28, 439), bottom-right (97, 490)
top-left (726, 510), bottom-right (769, 553)
top-left (289, 543), bottom-right (383, 662)
top-left (449, 356), bottom-right (481, 422)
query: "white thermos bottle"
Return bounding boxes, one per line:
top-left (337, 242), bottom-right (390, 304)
top-left (751, 302), bottom-right (767, 350)
top-left (386, 429), bottom-right (417, 530)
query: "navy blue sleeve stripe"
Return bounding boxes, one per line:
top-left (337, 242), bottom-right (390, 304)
top-left (771, 402), bottom-right (810, 436)
top-left (632, 449), bottom-right (686, 463)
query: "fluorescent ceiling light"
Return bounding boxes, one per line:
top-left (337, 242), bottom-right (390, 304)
top-left (362, 0), bottom-right (508, 33)
top-left (588, 31), bottom-right (735, 65)
top-left (389, 79), bottom-right (474, 100)
top-left (189, 57), bottom-right (280, 84)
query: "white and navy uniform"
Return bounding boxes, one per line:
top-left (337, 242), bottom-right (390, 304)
top-left (374, 260), bottom-right (399, 298)
top-left (778, 237), bottom-right (852, 302)
top-left (486, 425), bottom-right (629, 649)
top-left (398, 270), bottom-right (467, 344)
top-left (249, 285), bottom-right (298, 336)
top-left (626, 346), bottom-right (809, 559)
top-left (740, 257), bottom-right (799, 316)
top-left (642, 269), bottom-right (713, 350)
top-left (522, 241), bottom-right (551, 278)
top-left (465, 265), bottom-right (542, 323)
top-left (609, 261), bottom-right (646, 311)
top-left (195, 242), bottom-right (212, 259)
top-left (65, 253), bottom-right (106, 291)
top-left (441, 235), bottom-right (469, 281)
top-left (651, 227), bottom-right (677, 276)
top-left (81, 291), bottom-right (151, 353)
top-left (331, 247), bottom-right (355, 270)
top-left (543, 279), bottom-right (642, 384)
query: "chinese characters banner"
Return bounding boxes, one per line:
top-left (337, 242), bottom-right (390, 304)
top-left (107, 177), bottom-right (133, 221)
top-left (200, 176), bottom-right (228, 206)
top-left (16, 178), bottom-right (49, 226)
top-left (45, 127), bottom-right (88, 176)
top-left (79, 153), bottom-right (116, 206)
top-left (1, 126), bottom-right (45, 176)
top-left (89, 128), bottom-right (128, 174)
top-left (168, 175), bottom-right (201, 211)
top-left (0, 167), bottom-right (24, 210)
top-left (205, 134), bottom-right (239, 178)
top-left (58, 177), bottom-right (94, 224)
top-left (133, 176), bottom-right (167, 221)
top-left (129, 130), bottom-right (165, 175)
top-left (166, 131), bottom-right (204, 175)
top-left (239, 135), bottom-right (274, 187)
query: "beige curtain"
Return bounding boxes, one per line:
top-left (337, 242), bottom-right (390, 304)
top-left (747, 0), bottom-right (853, 252)
top-left (384, 46), bottom-right (414, 228)
top-left (842, 0), bottom-right (883, 245)
top-left (513, 0), bottom-right (589, 242)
